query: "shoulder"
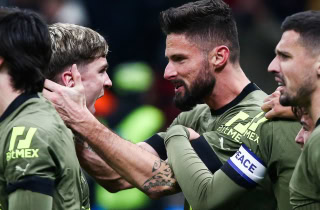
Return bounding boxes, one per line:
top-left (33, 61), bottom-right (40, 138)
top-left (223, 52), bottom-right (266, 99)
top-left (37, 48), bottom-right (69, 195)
top-left (4, 99), bottom-right (72, 144)
top-left (256, 119), bottom-right (301, 162)
top-left (175, 104), bottom-right (210, 123)
top-left (243, 89), bottom-right (267, 104)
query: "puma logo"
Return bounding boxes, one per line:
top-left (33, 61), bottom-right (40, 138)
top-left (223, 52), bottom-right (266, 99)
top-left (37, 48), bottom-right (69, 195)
top-left (219, 137), bottom-right (230, 150)
top-left (15, 163), bottom-right (30, 175)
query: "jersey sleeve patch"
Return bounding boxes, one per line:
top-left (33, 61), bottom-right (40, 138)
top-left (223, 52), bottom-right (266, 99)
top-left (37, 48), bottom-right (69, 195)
top-left (221, 144), bottom-right (266, 189)
top-left (6, 176), bottom-right (54, 196)
top-left (191, 136), bottom-right (222, 173)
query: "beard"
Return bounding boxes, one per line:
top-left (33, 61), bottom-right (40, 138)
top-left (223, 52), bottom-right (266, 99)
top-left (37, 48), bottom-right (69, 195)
top-left (279, 76), bottom-right (315, 107)
top-left (174, 63), bottom-right (215, 111)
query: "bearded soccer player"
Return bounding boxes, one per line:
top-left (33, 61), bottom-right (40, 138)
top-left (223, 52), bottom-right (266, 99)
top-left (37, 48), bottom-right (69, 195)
top-left (268, 10), bottom-right (320, 209)
top-left (43, 0), bottom-right (301, 209)
top-left (0, 8), bottom-right (90, 210)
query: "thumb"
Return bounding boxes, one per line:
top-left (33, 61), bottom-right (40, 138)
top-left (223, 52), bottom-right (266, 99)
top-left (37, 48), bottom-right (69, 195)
top-left (70, 64), bottom-right (83, 88)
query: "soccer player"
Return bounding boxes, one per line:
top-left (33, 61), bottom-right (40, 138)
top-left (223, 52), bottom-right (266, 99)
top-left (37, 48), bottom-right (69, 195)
top-left (43, 0), bottom-right (301, 209)
top-left (0, 8), bottom-right (90, 210)
top-left (267, 10), bottom-right (320, 209)
top-left (46, 22), bottom-right (114, 189)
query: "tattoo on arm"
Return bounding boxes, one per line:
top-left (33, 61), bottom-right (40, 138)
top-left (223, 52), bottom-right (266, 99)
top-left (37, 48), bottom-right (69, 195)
top-left (142, 159), bottom-right (180, 195)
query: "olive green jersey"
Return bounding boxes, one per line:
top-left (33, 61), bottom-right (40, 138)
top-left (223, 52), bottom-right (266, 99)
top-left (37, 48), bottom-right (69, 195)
top-left (0, 93), bottom-right (90, 210)
top-left (289, 119), bottom-right (320, 210)
top-left (161, 83), bottom-right (301, 210)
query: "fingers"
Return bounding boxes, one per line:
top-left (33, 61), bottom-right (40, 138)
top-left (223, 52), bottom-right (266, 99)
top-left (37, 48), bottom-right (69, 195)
top-left (263, 94), bottom-right (271, 103)
top-left (187, 128), bottom-right (200, 140)
top-left (42, 88), bottom-right (59, 104)
top-left (70, 64), bottom-right (83, 87)
top-left (261, 100), bottom-right (272, 112)
top-left (275, 86), bottom-right (284, 92)
top-left (264, 109), bottom-right (275, 119)
top-left (44, 79), bottom-right (63, 92)
top-left (271, 90), bottom-right (280, 98)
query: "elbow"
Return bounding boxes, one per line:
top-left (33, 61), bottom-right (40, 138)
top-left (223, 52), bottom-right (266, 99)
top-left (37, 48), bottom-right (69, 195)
top-left (100, 184), bottom-right (122, 193)
top-left (146, 191), bottom-right (164, 200)
top-left (106, 188), bottom-right (122, 193)
top-left (99, 180), bottom-right (133, 193)
top-left (143, 185), bottom-right (179, 200)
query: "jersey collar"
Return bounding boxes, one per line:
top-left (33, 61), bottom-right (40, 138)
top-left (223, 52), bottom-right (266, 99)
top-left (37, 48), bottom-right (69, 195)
top-left (211, 83), bottom-right (260, 115)
top-left (0, 92), bottom-right (39, 123)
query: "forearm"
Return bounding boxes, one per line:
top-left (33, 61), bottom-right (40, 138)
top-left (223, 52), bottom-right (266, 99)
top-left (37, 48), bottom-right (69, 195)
top-left (165, 126), bottom-right (245, 210)
top-left (9, 190), bottom-right (53, 210)
top-left (71, 111), bottom-right (180, 198)
top-left (75, 141), bottom-right (133, 192)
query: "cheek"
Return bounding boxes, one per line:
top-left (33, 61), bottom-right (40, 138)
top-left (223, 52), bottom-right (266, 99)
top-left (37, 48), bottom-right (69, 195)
top-left (303, 132), bottom-right (310, 143)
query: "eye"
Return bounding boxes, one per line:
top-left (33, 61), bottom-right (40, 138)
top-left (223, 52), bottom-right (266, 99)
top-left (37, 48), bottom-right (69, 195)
top-left (278, 52), bottom-right (290, 60)
top-left (302, 125), bottom-right (309, 131)
top-left (175, 56), bottom-right (185, 61)
top-left (99, 67), bottom-right (107, 74)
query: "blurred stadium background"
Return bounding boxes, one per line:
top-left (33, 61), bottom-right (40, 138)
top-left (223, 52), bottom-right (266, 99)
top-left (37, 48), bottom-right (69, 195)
top-left (1, 0), bottom-right (319, 209)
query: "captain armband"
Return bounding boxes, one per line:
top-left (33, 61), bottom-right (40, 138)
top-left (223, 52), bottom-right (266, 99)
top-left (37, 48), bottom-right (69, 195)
top-left (221, 144), bottom-right (266, 189)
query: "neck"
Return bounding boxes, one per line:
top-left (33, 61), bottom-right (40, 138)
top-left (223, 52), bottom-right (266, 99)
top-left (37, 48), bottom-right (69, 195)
top-left (205, 64), bottom-right (250, 110)
top-left (0, 73), bottom-right (22, 116)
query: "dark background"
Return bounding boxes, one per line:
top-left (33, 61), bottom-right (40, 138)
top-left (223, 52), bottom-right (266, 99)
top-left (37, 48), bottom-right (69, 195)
top-left (2, 0), bottom-right (318, 209)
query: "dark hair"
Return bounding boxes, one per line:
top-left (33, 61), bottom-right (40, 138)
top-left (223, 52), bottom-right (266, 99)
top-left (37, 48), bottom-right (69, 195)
top-left (160, 0), bottom-right (240, 63)
top-left (47, 23), bottom-right (108, 81)
top-left (281, 11), bottom-right (320, 54)
top-left (292, 106), bottom-right (306, 120)
top-left (0, 7), bottom-right (52, 93)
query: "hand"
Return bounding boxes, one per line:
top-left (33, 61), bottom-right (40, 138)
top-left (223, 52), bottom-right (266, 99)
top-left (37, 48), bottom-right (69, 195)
top-left (261, 87), bottom-right (294, 119)
top-left (43, 64), bottom-right (90, 126)
top-left (187, 128), bottom-right (200, 141)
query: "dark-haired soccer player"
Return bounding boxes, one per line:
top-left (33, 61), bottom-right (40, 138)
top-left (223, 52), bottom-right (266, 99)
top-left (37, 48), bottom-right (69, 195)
top-left (0, 8), bottom-right (90, 210)
top-left (268, 10), bottom-right (320, 209)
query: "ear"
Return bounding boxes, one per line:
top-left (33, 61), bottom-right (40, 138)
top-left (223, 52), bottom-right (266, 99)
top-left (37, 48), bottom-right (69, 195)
top-left (60, 69), bottom-right (75, 87)
top-left (209, 45), bottom-right (230, 69)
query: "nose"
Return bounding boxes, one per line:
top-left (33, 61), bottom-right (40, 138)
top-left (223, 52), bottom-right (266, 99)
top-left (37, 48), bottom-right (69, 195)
top-left (295, 128), bottom-right (305, 146)
top-left (268, 56), bottom-right (280, 74)
top-left (164, 62), bottom-right (177, 81)
top-left (104, 73), bottom-right (112, 89)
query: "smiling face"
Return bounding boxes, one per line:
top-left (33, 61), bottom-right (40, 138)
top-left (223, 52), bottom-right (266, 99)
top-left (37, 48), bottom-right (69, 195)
top-left (268, 30), bottom-right (317, 107)
top-left (79, 57), bottom-right (112, 114)
top-left (295, 113), bottom-right (314, 149)
top-left (164, 34), bottom-right (215, 111)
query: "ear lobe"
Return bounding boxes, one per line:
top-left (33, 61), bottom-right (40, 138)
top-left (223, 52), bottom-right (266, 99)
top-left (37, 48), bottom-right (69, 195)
top-left (61, 70), bottom-right (75, 87)
top-left (209, 46), bottom-right (230, 68)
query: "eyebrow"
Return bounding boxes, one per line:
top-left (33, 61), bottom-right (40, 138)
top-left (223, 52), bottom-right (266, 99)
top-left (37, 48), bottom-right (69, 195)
top-left (275, 49), bottom-right (291, 57)
top-left (101, 63), bottom-right (109, 70)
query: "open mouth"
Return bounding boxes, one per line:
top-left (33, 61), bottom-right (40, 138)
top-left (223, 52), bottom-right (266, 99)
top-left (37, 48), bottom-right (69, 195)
top-left (275, 77), bottom-right (285, 87)
top-left (172, 81), bottom-right (184, 90)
